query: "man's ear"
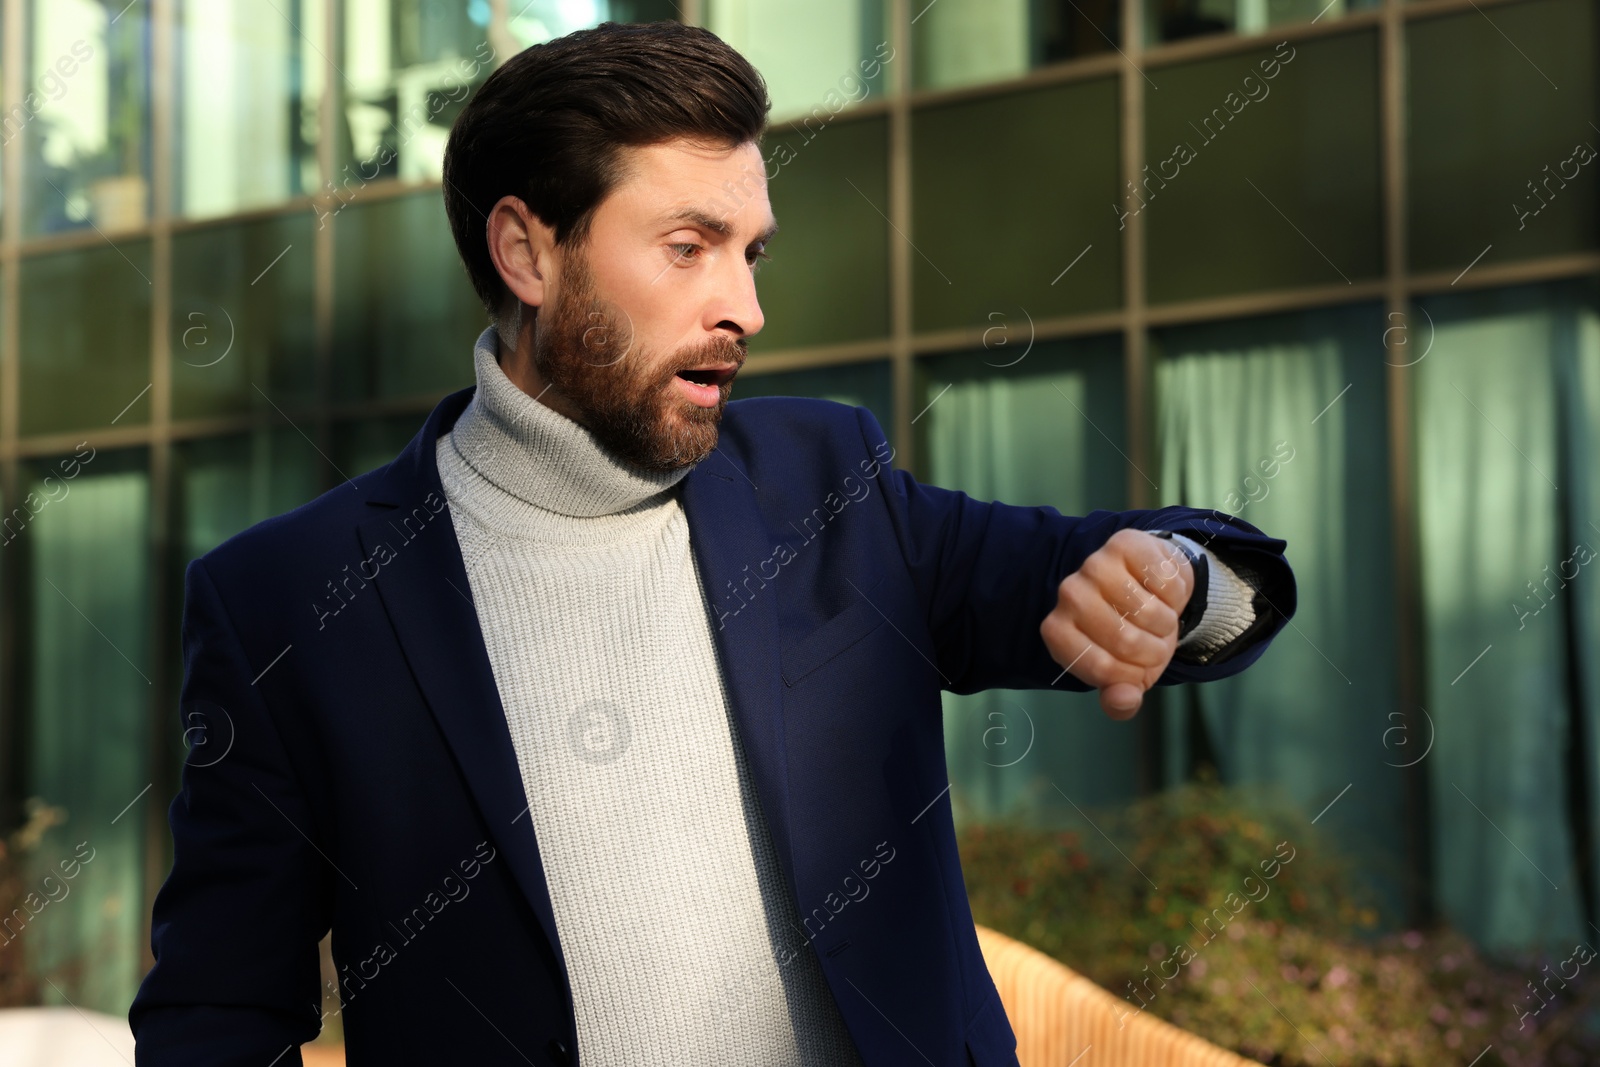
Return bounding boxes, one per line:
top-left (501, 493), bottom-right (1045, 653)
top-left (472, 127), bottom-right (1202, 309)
top-left (486, 195), bottom-right (556, 309)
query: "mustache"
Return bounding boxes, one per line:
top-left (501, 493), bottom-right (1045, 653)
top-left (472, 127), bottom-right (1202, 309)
top-left (668, 337), bottom-right (747, 382)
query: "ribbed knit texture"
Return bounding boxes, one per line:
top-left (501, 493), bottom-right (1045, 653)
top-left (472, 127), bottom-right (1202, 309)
top-left (1168, 531), bottom-right (1260, 659)
top-left (435, 327), bottom-right (864, 1066)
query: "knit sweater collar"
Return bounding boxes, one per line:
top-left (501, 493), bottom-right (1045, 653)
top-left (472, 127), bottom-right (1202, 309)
top-left (444, 327), bottom-right (692, 519)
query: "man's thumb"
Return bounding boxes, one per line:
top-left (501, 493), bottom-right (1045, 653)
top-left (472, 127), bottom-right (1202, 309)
top-left (1100, 681), bottom-right (1144, 720)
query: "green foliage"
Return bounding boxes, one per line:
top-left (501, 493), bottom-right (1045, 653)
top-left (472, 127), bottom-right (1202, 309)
top-left (958, 777), bottom-right (1600, 1066)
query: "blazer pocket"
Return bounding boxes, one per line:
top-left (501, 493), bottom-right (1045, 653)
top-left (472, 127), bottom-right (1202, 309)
top-left (779, 578), bottom-right (888, 688)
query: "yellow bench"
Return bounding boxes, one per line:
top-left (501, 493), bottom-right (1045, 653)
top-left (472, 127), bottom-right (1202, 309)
top-left (302, 926), bottom-right (1253, 1066)
top-left (975, 925), bottom-right (1257, 1066)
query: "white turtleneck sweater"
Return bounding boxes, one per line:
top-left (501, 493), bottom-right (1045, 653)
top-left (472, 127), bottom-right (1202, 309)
top-left (434, 327), bottom-right (865, 1066)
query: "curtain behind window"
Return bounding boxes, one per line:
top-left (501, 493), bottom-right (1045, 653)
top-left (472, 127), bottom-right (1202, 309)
top-left (919, 336), bottom-right (1136, 825)
top-left (1415, 279), bottom-right (1599, 953)
top-left (1153, 303), bottom-right (1407, 918)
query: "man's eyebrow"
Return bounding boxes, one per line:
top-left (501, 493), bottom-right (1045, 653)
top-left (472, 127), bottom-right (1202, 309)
top-left (660, 207), bottom-right (779, 245)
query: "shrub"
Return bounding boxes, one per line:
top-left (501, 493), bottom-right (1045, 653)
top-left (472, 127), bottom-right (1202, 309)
top-left (957, 777), bottom-right (1600, 1066)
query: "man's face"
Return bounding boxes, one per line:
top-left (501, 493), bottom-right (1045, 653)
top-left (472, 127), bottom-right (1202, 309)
top-left (529, 138), bottom-right (775, 473)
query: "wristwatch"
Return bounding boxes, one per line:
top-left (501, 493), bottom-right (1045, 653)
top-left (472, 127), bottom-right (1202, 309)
top-left (1149, 529), bottom-right (1209, 644)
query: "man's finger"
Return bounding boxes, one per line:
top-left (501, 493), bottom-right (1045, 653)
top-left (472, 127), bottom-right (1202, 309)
top-left (1099, 681), bottom-right (1144, 720)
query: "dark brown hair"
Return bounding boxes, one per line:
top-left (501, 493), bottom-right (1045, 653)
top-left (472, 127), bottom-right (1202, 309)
top-left (442, 21), bottom-right (770, 322)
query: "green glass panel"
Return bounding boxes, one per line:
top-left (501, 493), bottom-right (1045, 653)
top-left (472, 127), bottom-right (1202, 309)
top-left (751, 116), bottom-right (890, 353)
top-left (730, 360), bottom-right (893, 437)
top-left (1146, 0), bottom-right (1378, 45)
top-left (1412, 278), bottom-right (1599, 951)
top-left (22, 0), bottom-right (152, 236)
top-left (21, 240), bottom-right (153, 436)
top-left (1144, 31), bottom-right (1382, 303)
top-left (172, 214), bottom-right (316, 421)
top-left (331, 190), bottom-right (482, 401)
top-left (17, 449), bottom-right (150, 1016)
top-left (912, 80), bottom-right (1121, 333)
top-left (175, 430), bottom-right (324, 562)
top-left (175, 0), bottom-right (323, 219)
top-left (1407, 0), bottom-right (1597, 273)
top-left (339, 0), bottom-right (495, 185)
top-left (915, 337), bottom-right (1136, 819)
top-left (708, 0), bottom-right (892, 121)
top-left (333, 413), bottom-right (431, 480)
top-left (1152, 301), bottom-right (1405, 918)
top-left (914, 0), bottom-right (1119, 92)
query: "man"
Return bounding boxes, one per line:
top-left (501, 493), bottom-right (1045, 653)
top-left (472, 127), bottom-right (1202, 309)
top-left (130, 20), bottom-right (1294, 1067)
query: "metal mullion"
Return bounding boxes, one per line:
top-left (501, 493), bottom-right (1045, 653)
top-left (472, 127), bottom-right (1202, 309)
top-left (314, 0), bottom-right (340, 494)
top-left (0, 0), bottom-right (24, 832)
top-left (888, 0), bottom-right (913, 472)
top-left (142, 0), bottom-right (177, 980)
top-left (1379, 0), bottom-right (1432, 927)
top-left (1120, 0), bottom-right (1163, 797)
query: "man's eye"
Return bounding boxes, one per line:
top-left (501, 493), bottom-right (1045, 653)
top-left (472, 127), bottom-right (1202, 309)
top-left (748, 248), bottom-right (771, 270)
top-left (670, 243), bottom-right (702, 262)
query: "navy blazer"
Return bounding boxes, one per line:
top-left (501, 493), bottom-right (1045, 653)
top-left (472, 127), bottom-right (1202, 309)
top-left (130, 385), bottom-right (1296, 1066)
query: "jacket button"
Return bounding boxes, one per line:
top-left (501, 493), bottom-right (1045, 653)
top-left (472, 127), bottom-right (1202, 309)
top-left (547, 1037), bottom-right (571, 1065)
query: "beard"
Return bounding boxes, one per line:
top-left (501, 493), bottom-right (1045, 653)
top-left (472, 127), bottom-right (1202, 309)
top-left (529, 248), bottom-right (746, 473)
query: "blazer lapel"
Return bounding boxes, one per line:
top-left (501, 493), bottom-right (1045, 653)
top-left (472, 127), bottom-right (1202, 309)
top-left (678, 446), bottom-right (800, 899)
top-left (355, 387), bottom-right (569, 981)
top-left (354, 393), bottom-right (803, 992)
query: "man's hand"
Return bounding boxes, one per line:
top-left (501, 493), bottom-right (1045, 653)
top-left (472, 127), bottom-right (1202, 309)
top-left (1039, 528), bottom-right (1196, 720)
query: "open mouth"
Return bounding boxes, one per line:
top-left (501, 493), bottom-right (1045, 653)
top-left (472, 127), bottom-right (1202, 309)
top-left (675, 365), bottom-right (739, 388)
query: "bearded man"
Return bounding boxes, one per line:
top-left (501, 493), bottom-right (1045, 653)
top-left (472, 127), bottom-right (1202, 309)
top-left (129, 19), bottom-right (1295, 1067)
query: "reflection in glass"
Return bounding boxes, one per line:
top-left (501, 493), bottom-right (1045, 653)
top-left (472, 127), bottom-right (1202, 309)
top-left (911, 80), bottom-right (1122, 331)
top-left (1407, 0), bottom-right (1596, 273)
top-left (334, 413), bottom-right (431, 479)
top-left (339, 0), bottom-right (652, 185)
top-left (176, 0), bottom-right (324, 219)
top-left (331, 190), bottom-right (482, 402)
top-left (1145, 0), bottom-right (1376, 45)
top-left (913, 0), bottom-right (1117, 93)
top-left (1143, 34), bottom-right (1382, 303)
top-left (708, 0), bottom-right (892, 120)
top-left (21, 240), bottom-right (153, 435)
top-left (22, 0), bottom-right (152, 235)
top-left (177, 431), bottom-right (322, 561)
top-left (172, 214), bottom-right (317, 420)
top-left (18, 451), bottom-right (150, 1016)
top-left (750, 116), bottom-right (890, 353)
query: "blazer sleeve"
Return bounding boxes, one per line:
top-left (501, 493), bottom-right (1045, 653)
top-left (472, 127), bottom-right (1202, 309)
top-left (130, 557), bottom-right (334, 1065)
top-left (854, 406), bottom-right (1297, 696)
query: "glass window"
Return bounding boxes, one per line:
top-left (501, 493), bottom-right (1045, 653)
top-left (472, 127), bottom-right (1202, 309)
top-left (339, 0), bottom-right (661, 186)
top-left (913, 0), bottom-right (1118, 92)
top-left (1152, 301), bottom-right (1404, 916)
top-left (915, 337), bottom-right (1136, 821)
top-left (1143, 31), bottom-right (1382, 304)
top-left (709, 0), bottom-right (893, 120)
top-left (729, 359), bottom-right (893, 435)
top-left (175, 0), bottom-right (325, 219)
top-left (15, 448), bottom-right (150, 1016)
top-left (172, 214), bottom-right (317, 421)
top-left (911, 79), bottom-right (1122, 334)
top-left (750, 116), bottom-right (890, 353)
top-left (331, 189), bottom-right (482, 402)
top-left (1412, 278), bottom-right (1600, 952)
top-left (1407, 0), bottom-right (1596, 274)
top-left (340, 0), bottom-right (496, 185)
top-left (21, 240), bottom-right (153, 436)
top-left (176, 431), bottom-right (323, 561)
top-left (22, 0), bottom-right (152, 235)
top-left (333, 413), bottom-right (431, 479)
top-left (1146, 0), bottom-right (1377, 46)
